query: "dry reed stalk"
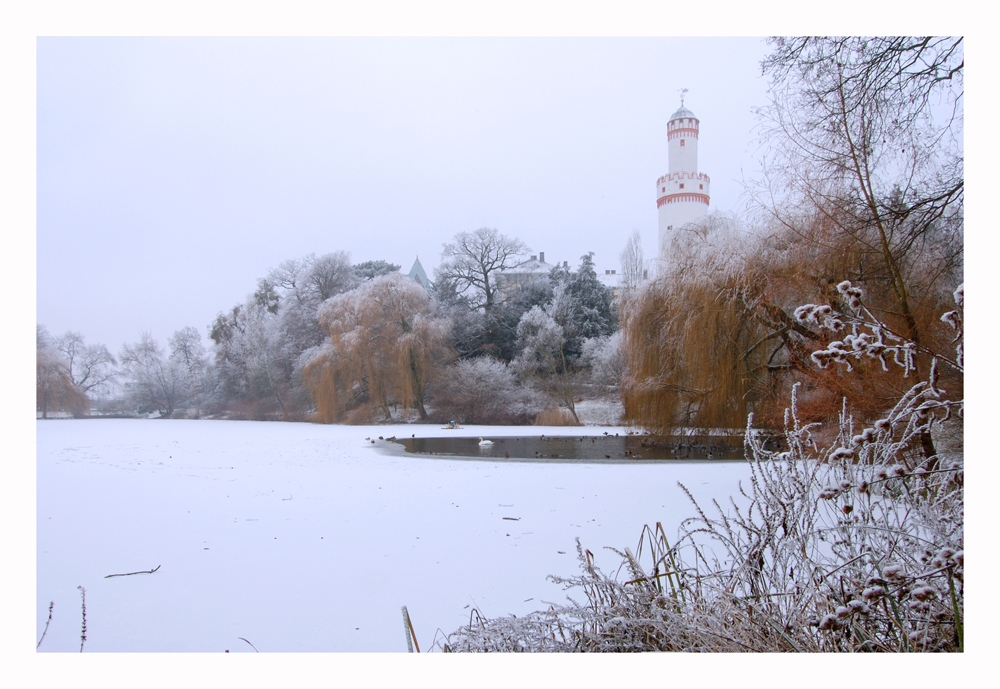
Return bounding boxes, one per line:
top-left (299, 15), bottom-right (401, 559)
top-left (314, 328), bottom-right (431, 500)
top-left (36, 602), bottom-right (54, 650)
top-left (533, 408), bottom-right (582, 426)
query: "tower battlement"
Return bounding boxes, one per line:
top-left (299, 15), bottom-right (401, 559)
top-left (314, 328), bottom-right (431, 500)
top-left (656, 171), bottom-right (711, 186)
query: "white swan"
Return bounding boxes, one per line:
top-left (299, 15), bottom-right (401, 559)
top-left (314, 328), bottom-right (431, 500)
top-left (478, 437), bottom-right (494, 446)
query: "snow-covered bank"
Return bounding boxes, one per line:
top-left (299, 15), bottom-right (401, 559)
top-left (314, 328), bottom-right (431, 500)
top-left (37, 419), bottom-right (752, 652)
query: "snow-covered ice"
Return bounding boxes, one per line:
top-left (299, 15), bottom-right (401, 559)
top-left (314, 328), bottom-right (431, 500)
top-left (37, 419), bottom-right (752, 652)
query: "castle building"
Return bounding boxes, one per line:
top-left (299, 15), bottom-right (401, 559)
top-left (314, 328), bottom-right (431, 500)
top-left (656, 97), bottom-right (710, 263)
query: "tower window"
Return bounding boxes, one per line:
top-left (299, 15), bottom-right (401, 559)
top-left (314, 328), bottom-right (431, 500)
top-left (699, 184), bottom-right (703, 189)
top-left (679, 183), bottom-right (684, 189)
top-left (680, 139), bottom-right (685, 146)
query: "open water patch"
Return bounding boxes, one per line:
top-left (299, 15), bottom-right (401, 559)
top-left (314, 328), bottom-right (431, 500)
top-left (389, 434), bottom-right (765, 463)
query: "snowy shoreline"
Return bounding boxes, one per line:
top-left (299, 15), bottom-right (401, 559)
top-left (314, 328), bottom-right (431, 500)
top-left (37, 418), bottom-right (752, 652)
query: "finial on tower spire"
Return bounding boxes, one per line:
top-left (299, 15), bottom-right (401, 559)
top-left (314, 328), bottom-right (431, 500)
top-left (679, 88), bottom-right (688, 106)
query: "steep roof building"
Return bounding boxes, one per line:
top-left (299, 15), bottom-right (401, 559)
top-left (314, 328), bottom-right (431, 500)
top-left (407, 256), bottom-right (430, 289)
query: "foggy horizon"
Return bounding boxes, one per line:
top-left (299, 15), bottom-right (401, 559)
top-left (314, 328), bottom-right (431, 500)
top-left (37, 37), bottom-right (770, 353)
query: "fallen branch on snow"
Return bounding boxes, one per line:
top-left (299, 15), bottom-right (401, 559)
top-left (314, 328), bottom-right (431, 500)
top-left (105, 565), bottom-right (161, 578)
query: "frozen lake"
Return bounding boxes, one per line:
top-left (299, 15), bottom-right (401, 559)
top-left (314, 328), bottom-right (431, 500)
top-left (37, 419), bottom-right (753, 652)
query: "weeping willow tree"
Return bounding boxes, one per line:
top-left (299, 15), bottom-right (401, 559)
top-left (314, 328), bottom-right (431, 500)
top-left (37, 325), bottom-right (91, 418)
top-left (622, 208), bottom-right (961, 435)
top-left (37, 347), bottom-right (90, 418)
top-left (302, 273), bottom-right (452, 423)
top-left (623, 219), bottom-right (765, 432)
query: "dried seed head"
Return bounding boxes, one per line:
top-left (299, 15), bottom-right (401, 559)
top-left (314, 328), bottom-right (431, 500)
top-left (862, 586), bottom-right (886, 601)
top-left (884, 565), bottom-right (904, 580)
top-left (847, 600), bottom-right (869, 615)
top-left (829, 447), bottom-right (854, 461)
top-left (818, 614), bottom-right (840, 631)
top-left (835, 606), bottom-right (850, 619)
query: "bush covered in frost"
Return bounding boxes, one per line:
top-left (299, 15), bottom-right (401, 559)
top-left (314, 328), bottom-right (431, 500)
top-left (437, 283), bottom-right (963, 652)
top-left (429, 356), bottom-right (548, 425)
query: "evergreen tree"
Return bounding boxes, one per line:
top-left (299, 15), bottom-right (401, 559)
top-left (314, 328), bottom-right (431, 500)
top-left (562, 252), bottom-right (616, 357)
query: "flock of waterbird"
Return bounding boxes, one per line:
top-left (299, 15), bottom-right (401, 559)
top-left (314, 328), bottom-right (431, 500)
top-left (364, 430), bottom-right (737, 460)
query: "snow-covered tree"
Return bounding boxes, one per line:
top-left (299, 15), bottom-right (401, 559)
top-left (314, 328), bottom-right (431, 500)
top-left (581, 331), bottom-right (626, 389)
top-left (55, 331), bottom-right (118, 397)
top-left (212, 300), bottom-right (294, 417)
top-left (305, 252), bottom-right (359, 302)
top-left (619, 229), bottom-right (645, 292)
top-left (477, 274), bottom-right (555, 362)
top-left (561, 252), bottom-right (616, 357)
top-left (436, 228), bottom-right (530, 312)
top-left (169, 326), bottom-right (212, 413)
top-left (209, 251), bottom-right (369, 418)
top-left (513, 292), bottom-right (580, 422)
top-left (119, 333), bottom-right (185, 417)
top-left (353, 259), bottom-right (401, 282)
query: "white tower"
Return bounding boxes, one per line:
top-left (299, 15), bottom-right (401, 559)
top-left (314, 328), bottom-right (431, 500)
top-left (656, 93), bottom-right (710, 263)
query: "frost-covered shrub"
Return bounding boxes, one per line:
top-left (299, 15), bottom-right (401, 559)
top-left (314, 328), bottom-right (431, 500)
top-left (438, 284), bottom-right (963, 653)
top-left (581, 332), bottom-right (626, 389)
top-left (429, 357), bottom-right (547, 425)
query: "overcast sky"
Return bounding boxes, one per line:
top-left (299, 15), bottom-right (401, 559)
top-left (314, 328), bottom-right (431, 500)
top-left (37, 37), bottom-right (771, 351)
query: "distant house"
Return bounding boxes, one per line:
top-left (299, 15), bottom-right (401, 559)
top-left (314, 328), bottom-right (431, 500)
top-left (597, 269), bottom-right (621, 301)
top-left (407, 256), bottom-right (431, 290)
top-left (497, 251), bottom-right (563, 298)
top-left (411, 248), bottom-right (635, 303)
